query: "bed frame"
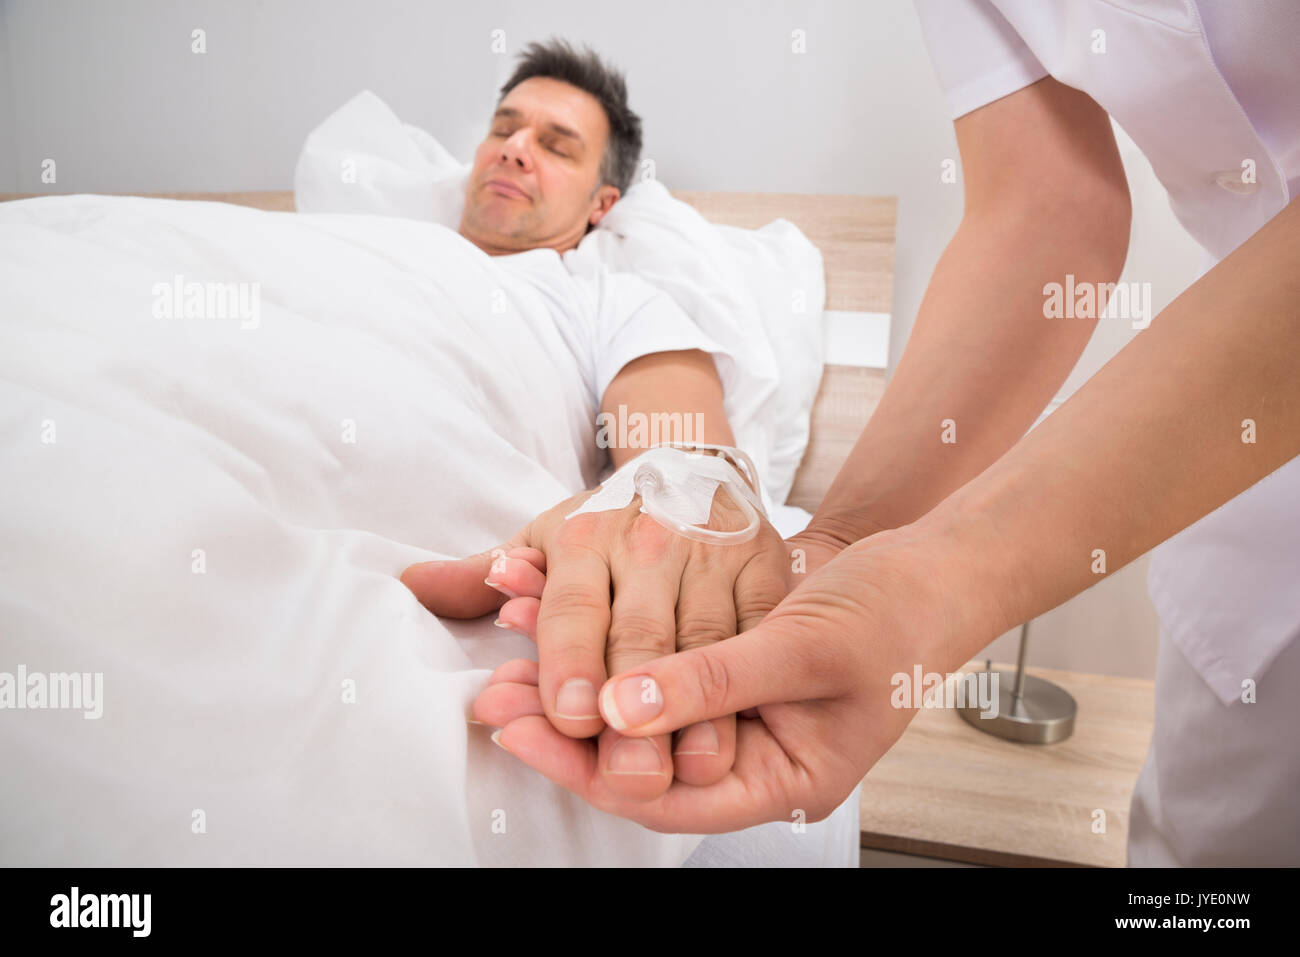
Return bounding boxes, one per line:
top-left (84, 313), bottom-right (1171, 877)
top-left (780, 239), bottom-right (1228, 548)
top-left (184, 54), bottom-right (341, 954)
top-left (0, 189), bottom-right (895, 510)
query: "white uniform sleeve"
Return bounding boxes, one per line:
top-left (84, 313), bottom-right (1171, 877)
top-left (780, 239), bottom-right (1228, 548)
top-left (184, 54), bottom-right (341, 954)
top-left (913, 0), bottom-right (1049, 119)
top-left (586, 267), bottom-right (726, 403)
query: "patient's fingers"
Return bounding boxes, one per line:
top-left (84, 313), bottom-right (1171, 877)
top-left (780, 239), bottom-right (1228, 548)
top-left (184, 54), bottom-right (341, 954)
top-left (605, 545), bottom-right (680, 677)
top-left (487, 658), bottom-right (539, 685)
top-left (733, 548), bottom-right (791, 719)
top-left (671, 562), bottom-right (739, 787)
top-left (488, 549), bottom-right (548, 639)
top-left (494, 709), bottom-right (813, 833)
top-left (534, 514), bottom-right (613, 739)
top-left (598, 527), bottom-right (682, 799)
top-left (400, 533), bottom-right (546, 619)
top-left (492, 715), bottom-right (601, 798)
top-left (486, 712), bottom-right (666, 809)
top-left (733, 548), bottom-right (790, 634)
top-left (401, 527), bottom-right (529, 617)
top-left (506, 546), bottom-right (546, 574)
top-left (491, 713), bottom-right (761, 820)
top-left (401, 557), bottom-right (503, 618)
top-left (494, 596), bottom-right (540, 640)
top-left (474, 662), bottom-right (666, 803)
top-left (484, 555), bottom-right (546, 600)
top-left (474, 679), bottom-right (546, 727)
top-left (473, 673), bottom-right (662, 803)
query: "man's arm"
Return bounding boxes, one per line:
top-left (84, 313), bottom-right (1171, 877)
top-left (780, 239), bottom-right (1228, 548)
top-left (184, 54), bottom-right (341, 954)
top-left (404, 344), bottom-right (790, 803)
top-left (598, 348), bottom-right (734, 467)
top-left (807, 76), bottom-right (1132, 548)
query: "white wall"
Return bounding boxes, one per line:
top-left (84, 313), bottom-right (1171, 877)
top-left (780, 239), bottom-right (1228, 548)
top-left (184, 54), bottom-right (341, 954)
top-left (0, 0), bottom-right (1207, 678)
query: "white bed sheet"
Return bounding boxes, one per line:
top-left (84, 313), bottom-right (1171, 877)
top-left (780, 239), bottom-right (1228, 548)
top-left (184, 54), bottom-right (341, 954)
top-left (0, 193), bottom-right (857, 867)
top-left (0, 195), bottom-right (699, 865)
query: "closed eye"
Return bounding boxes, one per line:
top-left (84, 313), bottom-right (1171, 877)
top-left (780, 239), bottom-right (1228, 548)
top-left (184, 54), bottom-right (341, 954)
top-left (491, 128), bottom-right (571, 158)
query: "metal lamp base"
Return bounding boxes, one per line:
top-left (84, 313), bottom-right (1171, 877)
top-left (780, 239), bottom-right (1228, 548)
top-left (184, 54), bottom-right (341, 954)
top-left (957, 669), bottom-right (1077, 744)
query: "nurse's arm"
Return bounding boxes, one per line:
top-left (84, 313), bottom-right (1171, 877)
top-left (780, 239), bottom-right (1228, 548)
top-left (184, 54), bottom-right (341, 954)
top-left (923, 189), bottom-right (1300, 643)
top-left (498, 185), bottom-right (1300, 836)
top-left (802, 76), bottom-right (1133, 551)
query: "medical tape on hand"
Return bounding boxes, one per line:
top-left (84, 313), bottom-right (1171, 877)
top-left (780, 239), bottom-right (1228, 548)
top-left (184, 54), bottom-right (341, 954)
top-left (565, 446), bottom-right (765, 545)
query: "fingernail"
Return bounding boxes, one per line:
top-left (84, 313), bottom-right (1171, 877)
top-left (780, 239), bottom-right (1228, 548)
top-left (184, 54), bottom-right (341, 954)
top-left (492, 619), bottom-right (520, 633)
top-left (490, 729), bottom-right (512, 754)
top-left (484, 577), bottom-right (520, 599)
top-left (673, 721), bottom-right (719, 756)
top-left (607, 737), bottom-right (665, 775)
top-left (555, 678), bottom-right (599, 720)
top-left (490, 556), bottom-right (509, 578)
top-left (601, 675), bottom-right (663, 731)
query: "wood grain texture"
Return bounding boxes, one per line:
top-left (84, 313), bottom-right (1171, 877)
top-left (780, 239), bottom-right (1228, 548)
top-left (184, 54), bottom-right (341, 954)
top-left (786, 365), bottom-right (886, 512)
top-left (2, 188), bottom-right (893, 508)
top-left (859, 662), bottom-right (1156, 868)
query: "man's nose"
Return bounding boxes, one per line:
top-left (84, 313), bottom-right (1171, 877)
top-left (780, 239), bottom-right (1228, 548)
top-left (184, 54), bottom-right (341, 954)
top-left (499, 131), bottom-right (534, 171)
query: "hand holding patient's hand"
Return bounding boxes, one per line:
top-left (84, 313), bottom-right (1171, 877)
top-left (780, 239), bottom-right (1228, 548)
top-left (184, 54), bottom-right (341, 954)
top-left (400, 480), bottom-right (794, 800)
top-left (474, 524), bottom-right (985, 832)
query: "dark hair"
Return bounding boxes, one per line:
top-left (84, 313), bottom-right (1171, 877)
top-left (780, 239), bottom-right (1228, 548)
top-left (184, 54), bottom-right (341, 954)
top-left (498, 38), bottom-right (642, 195)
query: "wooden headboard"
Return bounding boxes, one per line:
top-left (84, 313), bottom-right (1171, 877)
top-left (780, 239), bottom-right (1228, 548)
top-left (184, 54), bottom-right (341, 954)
top-left (673, 191), bottom-right (895, 511)
top-left (0, 189), bottom-right (895, 511)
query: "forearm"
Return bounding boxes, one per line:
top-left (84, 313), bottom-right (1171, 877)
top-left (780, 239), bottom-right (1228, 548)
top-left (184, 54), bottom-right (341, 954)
top-left (916, 196), bottom-right (1300, 669)
top-left (811, 204), bottom-right (1124, 543)
top-left (600, 349), bottom-right (734, 469)
top-left (811, 77), bottom-right (1132, 547)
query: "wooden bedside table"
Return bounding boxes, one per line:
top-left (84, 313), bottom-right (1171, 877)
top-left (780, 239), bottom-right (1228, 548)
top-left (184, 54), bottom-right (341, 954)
top-left (859, 661), bottom-right (1155, 867)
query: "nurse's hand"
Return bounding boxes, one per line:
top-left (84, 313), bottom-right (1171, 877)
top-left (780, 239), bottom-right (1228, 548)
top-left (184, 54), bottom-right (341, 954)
top-left (399, 482), bottom-right (795, 800)
top-left (474, 525), bottom-right (977, 832)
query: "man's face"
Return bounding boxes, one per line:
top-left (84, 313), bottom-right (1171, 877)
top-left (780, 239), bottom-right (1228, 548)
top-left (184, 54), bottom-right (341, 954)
top-left (459, 76), bottom-right (621, 256)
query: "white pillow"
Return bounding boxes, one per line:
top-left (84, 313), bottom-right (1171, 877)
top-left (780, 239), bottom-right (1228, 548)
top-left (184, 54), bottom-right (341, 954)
top-left (294, 91), bottom-right (825, 506)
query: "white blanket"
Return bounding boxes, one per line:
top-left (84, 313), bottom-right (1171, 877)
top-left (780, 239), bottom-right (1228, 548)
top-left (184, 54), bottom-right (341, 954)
top-left (0, 195), bottom-right (710, 865)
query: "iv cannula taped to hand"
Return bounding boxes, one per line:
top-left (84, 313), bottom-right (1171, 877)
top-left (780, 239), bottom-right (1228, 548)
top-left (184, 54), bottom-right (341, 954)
top-left (565, 443), bottom-right (765, 545)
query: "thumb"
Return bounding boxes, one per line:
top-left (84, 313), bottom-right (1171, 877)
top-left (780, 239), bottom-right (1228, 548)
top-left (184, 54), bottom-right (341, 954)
top-left (401, 532), bottom-right (531, 619)
top-left (596, 611), bottom-right (844, 736)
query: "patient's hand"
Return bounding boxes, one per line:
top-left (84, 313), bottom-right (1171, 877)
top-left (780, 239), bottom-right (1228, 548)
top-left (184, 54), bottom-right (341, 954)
top-left (400, 483), bottom-right (794, 801)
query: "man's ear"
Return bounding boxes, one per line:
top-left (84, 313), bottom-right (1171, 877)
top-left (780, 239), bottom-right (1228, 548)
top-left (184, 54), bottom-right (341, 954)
top-left (587, 184), bottom-right (621, 229)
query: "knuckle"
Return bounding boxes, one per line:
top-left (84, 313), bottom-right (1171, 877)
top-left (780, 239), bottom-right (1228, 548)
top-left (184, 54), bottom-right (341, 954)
top-left (545, 641), bottom-right (605, 674)
top-left (622, 512), bottom-right (676, 564)
top-left (734, 591), bottom-right (781, 628)
top-left (552, 513), bottom-right (604, 551)
top-left (734, 574), bottom-right (787, 626)
top-left (675, 612), bottom-right (735, 650)
top-left (607, 610), bottom-right (673, 655)
top-left (539, 585), bottom-right (610, 628)
top-left (692, 649), bottom-right (732, 712)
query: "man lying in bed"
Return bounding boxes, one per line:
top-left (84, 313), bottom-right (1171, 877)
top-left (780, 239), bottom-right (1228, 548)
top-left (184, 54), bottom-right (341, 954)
top-left (0, 35), bottom-right (799, 865)
top-left (402, 39), bottom-right (799, 802)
